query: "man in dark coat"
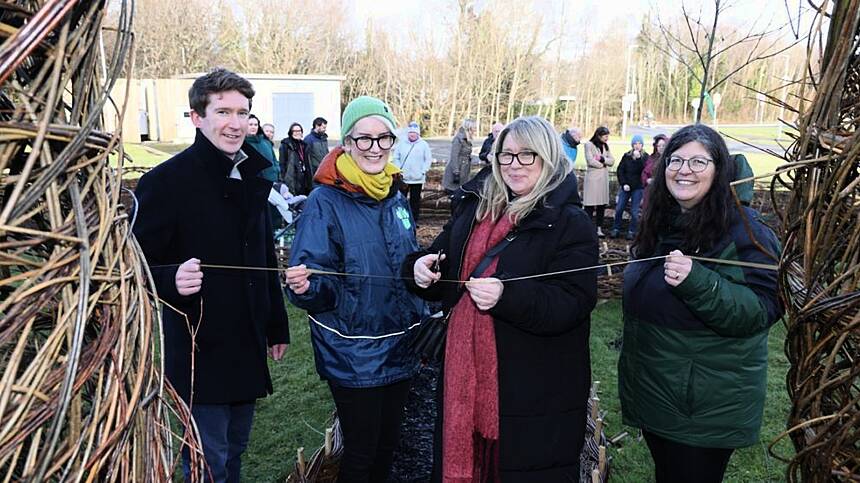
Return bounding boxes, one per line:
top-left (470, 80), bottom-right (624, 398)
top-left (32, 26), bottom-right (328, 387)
top-left (133, 68), bottom-right (289, 483)
top-left (303, 116), bottom-right (329, 179)
top-left (478, 122), bottom-right (504, 163)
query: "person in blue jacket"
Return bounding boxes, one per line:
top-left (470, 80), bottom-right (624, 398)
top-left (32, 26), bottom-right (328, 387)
top-left (285, 96), bottom-right (425, 483)
top-left (560, 124), bottom-right (582, 166)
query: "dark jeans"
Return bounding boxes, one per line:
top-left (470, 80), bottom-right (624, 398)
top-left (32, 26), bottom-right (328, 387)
top-left (405, 183), bottom-right (423, 222)
top-left (183, 402), bottom-right (256, 483)
top-left (328, 379), bottom-right (411, 483)
top-left (644, 430), bottom-right (734, 483)
top-left (584, 204), bottom-right (606, 228)
top-left (613, 188), bottom-right (643, 235)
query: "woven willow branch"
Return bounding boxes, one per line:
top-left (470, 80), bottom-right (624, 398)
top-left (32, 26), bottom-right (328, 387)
top-left (0, 0), bottom-right (203, 481)
top-left (769, 1), bottom-right (860, 480)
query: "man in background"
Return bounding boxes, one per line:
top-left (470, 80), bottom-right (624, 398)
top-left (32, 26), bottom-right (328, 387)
top-left (478, 121), bottom-right (504, 163)
top-left (304, 116), bottom-right (329, 178)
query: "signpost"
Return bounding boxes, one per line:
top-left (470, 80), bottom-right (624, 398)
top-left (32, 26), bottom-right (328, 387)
top-left (712, 92), bottom-right (722, 128)
top-left (691, 98), bottom-right (701, 123)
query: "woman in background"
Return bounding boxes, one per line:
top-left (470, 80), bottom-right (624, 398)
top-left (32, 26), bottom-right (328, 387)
top-left (280, 122), bottom-right (313, 195)
top-left (582, 126), bottom-right (615, 237)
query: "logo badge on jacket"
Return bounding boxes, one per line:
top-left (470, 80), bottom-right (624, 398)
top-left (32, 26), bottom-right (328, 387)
top-left (395, 206), bottom-right (412, 230)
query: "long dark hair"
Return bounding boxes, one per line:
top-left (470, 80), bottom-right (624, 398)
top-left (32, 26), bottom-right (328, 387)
top-left (287, 122), bottom-right (304, 143)
top-left (248, 114), bottom-right (263, 138)
top-left (652, 133), bottom-right (668, 154)
top-left (589, 126), bottom-right (610, 152)
top-left (634, 124), bottom-right (736, 257)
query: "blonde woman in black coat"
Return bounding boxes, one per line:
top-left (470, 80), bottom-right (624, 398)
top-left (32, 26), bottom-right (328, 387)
top-left (405, 116), bottom-right (598, 482)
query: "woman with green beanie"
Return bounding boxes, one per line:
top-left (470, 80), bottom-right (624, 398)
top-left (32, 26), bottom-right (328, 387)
top-left (285, 96), bottom-right (426, 482)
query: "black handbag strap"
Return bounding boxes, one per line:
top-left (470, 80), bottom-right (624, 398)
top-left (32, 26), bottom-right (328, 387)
top-left (453, 232), bottom-right (515, 301)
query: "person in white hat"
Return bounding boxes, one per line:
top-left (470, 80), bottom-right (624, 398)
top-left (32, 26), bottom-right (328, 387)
top-left (393, 121), bottom-right (433, 222)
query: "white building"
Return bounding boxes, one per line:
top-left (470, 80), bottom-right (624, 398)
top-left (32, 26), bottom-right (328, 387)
top-left (106, 73), bottom-right (346, 143)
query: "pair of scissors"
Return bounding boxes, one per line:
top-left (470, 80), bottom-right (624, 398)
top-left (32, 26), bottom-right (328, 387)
top-left (431, 249), bottom-right (444, 273)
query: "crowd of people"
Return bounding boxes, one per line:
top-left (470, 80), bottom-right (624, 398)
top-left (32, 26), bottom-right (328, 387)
top-left (133, 68), bottom-right (783, 483)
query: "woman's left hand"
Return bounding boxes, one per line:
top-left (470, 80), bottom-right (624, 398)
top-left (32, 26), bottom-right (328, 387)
top-left (664, 249), bottom-right (692, 286)
top-left (465, 277), bottom-right (504, 311)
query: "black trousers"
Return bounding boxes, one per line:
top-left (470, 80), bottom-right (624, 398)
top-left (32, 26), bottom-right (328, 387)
top-left (405, 183), bottom-right (423, 222)
top-left (644, 431), bottom-right (734, 483)
top-left (328, 379), bottom-right (412, 483)
top-left (584, 204), bottom-right (606, 228)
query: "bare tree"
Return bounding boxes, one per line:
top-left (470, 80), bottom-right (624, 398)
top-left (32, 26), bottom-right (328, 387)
top-left (645, 0), bottom-right (801, 123)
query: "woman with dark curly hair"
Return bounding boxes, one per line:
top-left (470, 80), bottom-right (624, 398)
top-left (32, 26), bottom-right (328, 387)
top-left (619, 124), bottom-right (783, 483)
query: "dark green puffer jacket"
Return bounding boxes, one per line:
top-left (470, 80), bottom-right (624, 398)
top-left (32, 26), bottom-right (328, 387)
top-left (618, 206), bottom-right (783, 449)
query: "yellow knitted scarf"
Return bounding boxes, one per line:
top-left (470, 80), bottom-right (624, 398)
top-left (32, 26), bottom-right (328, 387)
top-left (335, 151), bottom-right (400, 201)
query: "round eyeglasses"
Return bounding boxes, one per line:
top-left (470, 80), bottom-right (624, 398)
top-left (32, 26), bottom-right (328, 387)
top-left (496, 151), bottom-right (538, 166)
top-left (348, 134), bottom-right (397, 151)
top-left (665, 155), bottom-right (712, 173)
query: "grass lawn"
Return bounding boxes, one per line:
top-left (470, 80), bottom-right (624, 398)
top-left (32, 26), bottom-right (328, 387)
top-left (243, 299), bottom-right (793, 482)
top-left (243, 303), bottom-right (334, 482)
top-left (111, 143), bottom-right (191, 178)
top-left (717, 125), bottom-right (798, 144)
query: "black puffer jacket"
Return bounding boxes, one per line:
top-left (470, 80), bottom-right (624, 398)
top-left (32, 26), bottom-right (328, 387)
top-left (616, 150), bottom-right (648, 191)
top-left (404, 172), bottom-right (598, 482)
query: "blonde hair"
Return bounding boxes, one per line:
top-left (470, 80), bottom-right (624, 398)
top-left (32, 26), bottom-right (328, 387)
top-left (476, 116), bottom-right (571, 224)
top-left (461, 118), bottom-right (477, 140)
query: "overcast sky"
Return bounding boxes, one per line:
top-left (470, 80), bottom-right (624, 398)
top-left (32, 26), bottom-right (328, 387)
top-left (347, 0), bottom-right (811, 58)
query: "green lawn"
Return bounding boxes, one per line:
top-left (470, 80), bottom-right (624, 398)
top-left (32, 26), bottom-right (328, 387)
top-left (111, 143), bottom-right (191, 178)
top-left (717, 125), bottom-right (798, 144)
top-left (242, 299), bottom-right (793, 482)
top-left (244, 304), bottom-right (334, 482)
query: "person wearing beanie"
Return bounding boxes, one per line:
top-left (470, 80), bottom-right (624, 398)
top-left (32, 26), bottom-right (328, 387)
top-left (612, 134), bottom-right (649, 239)
top-left (560, 125), bottom-right (583, 166)
top-left (393, 121), bottom-right (433, 222)
top-left (285, 96), bottom-right (426, 483)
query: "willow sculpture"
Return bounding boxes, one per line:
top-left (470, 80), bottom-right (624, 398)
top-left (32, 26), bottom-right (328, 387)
top-left (0, 0), bottom-right (201, 480)
top-left (772, 0), bottom-right (860, 480)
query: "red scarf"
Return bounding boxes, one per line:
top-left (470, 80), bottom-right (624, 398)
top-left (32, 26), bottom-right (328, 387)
top-left (442, 214), bottom-right (514, 483)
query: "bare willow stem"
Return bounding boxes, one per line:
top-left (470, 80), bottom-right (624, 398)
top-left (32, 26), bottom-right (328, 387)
top-left (772, 1), bottom-right (860, 480)
top-left (0, 1), bottom-right (203, 481)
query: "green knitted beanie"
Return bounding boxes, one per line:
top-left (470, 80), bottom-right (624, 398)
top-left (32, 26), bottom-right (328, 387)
top-left (341, 96), bottom-right (397, 138)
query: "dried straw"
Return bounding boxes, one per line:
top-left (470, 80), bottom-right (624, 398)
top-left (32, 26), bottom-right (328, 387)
top-left (0, 0), bottom-right (203, 480)
top-left (768, 1), bottom-right (860, 480)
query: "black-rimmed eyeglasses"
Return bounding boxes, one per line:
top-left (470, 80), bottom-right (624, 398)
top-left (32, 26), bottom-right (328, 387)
top-left (665, 155), bottom-right (712, 173)
top-left (347, 134), bottom-right (397, 151)
top-left (496, 151), bottom-right (538, 166)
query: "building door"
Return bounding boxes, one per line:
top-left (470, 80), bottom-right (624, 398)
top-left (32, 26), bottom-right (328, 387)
top-left (272, 92), bottom-right (315, 141)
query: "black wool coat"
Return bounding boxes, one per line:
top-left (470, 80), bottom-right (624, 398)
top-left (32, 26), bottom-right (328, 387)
top-left (133, 129), bottom-right (290, 404)
top-left (404, 171), bottom-right (599, 482)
